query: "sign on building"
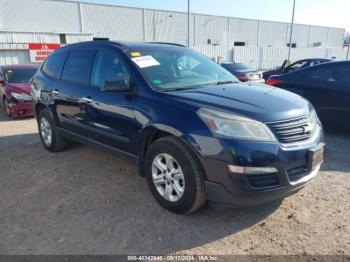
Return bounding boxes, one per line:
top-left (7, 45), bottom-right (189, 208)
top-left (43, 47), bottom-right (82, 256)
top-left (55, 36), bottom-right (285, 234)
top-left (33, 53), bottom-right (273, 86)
top-left (29, 43), bottom-right (61, 63)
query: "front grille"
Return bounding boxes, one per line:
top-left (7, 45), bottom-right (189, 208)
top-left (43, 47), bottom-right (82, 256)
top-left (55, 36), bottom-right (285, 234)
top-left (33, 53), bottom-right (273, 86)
top-left (246, 173), bottom-right (280, 188)
top-left (267, 113), bottom-right (317, 144)
top-left (287, 165), bottom-right (309, 182)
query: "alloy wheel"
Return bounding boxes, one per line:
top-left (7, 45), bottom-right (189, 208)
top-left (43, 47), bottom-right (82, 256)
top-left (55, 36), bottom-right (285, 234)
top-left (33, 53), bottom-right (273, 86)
top-left (151, 153), bottom-right (185, 202)
top-left (40, 117), bottom-right (53, 147)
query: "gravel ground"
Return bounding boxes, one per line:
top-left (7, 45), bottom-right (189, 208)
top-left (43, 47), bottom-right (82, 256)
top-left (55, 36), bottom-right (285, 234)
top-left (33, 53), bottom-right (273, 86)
top-left (0, 107), bottom-right (349, 256)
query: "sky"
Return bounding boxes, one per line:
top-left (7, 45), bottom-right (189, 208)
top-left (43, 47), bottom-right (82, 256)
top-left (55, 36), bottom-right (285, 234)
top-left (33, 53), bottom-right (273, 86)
top-left (65, 0), bottom-right (350, 32)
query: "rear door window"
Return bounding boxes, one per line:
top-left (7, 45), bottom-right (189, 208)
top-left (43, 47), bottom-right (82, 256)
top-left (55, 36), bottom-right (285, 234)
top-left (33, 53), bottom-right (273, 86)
top-left (42, 51), bottom-right (68, 79)
top-left (336, 64), bottom-right (350, 87)
top-left (61, 50), bottom-right (95, 85)
top-left (306, 64), bottom-right (341, 86)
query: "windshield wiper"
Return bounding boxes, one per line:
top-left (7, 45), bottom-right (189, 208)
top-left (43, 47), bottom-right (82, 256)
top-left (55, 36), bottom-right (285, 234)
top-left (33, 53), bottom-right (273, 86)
top-left (159, 86), bottom-right (203, 92)
top-left (159, 80), bottom-right (238, 92)
top-left (215, 80), bottom-right (238, 85)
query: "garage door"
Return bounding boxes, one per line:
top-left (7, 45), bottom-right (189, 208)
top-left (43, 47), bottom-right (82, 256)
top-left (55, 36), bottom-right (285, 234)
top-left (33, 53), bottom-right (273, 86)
top-left (0, 51), bottom-right (30, 65)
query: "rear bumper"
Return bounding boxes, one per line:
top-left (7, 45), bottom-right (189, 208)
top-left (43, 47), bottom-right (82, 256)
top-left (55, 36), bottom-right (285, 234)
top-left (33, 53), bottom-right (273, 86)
top-left (8, 101), bottom-right (34, 118)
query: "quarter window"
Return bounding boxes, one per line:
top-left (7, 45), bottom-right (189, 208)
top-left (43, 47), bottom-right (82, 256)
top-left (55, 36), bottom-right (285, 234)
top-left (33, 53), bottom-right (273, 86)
top-left (61, 50), bottom-right (95, 84)
top-left (42, 52), bottom-right (68, 79)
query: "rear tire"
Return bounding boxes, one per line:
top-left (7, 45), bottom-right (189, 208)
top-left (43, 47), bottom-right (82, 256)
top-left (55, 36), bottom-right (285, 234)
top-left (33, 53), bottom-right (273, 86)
top-left (145, 136), bottom-right (207, 214)
top-left (37, 108), bottom-right (70, 152)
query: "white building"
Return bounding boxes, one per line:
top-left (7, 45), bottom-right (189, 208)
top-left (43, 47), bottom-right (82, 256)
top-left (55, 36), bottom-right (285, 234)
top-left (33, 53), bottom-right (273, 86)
top-left (0, 0), bottom-right (346, 65)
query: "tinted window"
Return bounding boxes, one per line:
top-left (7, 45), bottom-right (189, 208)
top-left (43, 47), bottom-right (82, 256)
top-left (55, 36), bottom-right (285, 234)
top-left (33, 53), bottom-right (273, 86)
top-left (336, 64), bottom-right (350, 86)
top-left (91, 51), bottom-right (130, 87)
top-left (5, 68), bottom-right (37, 83)
top-left (61, 50), bottom-right (95, 84)
top-left (42, 52), bottom-right (68, 79)
top-left (287, 61), bottom-right (309, 72)
top-left (307, 65), bottom-right (339, 83)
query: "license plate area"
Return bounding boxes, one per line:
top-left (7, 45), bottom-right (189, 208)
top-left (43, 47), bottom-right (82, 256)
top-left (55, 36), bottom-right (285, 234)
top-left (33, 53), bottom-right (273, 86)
top-left (252, 74), bottom-right (260, 80)
top-left (308, 143), bottom-right (325, 170)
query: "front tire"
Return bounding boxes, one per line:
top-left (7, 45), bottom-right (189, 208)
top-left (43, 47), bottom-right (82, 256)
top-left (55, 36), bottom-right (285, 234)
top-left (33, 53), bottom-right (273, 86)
top-left (3, 97), bottom-right (12, 118)
top-left (37, 108), bottom-right (70, 152)
top-left (145, 136), bottom-right (207, 214)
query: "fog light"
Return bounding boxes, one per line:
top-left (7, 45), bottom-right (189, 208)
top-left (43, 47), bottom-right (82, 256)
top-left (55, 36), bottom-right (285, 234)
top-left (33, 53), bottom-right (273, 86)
top-left (228, 165), bottom-right (278, 174)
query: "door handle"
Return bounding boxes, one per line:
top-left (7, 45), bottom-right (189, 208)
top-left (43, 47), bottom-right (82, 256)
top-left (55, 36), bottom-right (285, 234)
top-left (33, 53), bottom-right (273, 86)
top-left (80, 97), bottom-right (93, 103)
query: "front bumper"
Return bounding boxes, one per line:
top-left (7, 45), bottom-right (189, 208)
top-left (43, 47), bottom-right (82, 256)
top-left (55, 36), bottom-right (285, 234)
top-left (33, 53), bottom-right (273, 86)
top-left (8, 100), bottom-right (34, 118)
top-left (205, 164), bottom-right (321, 208)
top-left (194, 130), bottom-right (324, 208)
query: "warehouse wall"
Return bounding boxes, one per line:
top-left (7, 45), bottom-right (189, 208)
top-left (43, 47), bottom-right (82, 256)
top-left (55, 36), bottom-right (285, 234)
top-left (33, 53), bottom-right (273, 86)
top-left (229, 18), bottom-right (259, 46)
top-left (143, 10), bottom-right (195, 45)
top-left (0, 0), bottom-right (81, 33)
top-left (0, 0), bottom-right (346, 67)
top-left (81, 4), bottom-right (144, 41)
top-left (0, 51), bottom-right (30, 65)
top-left (0, 0), bottom-right (345, 48)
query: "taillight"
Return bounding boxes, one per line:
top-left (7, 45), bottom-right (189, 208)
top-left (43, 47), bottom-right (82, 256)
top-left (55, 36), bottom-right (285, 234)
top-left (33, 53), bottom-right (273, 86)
top-left (266, 79), bottom-right (283, 86)
top-left (237, 74), bottom-right (249, 82)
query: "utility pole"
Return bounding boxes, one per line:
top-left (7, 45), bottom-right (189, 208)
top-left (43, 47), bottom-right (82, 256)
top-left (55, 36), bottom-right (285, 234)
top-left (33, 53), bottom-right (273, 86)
top-left (346, 34), bottom-right (350, 60)
top-left (287, 0), bottom-right (296, 62)
top-left (187, 0), bottom-right (190, 47)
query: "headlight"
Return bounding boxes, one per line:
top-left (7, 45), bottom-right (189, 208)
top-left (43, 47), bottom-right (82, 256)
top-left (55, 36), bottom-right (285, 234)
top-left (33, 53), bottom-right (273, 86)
top-left (11, 92), bottom-right (32, 101)
top-left (197, 108), bottom-right (276, 141)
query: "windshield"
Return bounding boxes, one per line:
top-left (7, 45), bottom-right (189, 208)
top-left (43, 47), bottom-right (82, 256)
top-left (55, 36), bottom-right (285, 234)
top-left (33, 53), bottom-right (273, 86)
top-left (130, 49), bottom-right (238, 91)
top-left (5, 68), bottom-right (37, 83)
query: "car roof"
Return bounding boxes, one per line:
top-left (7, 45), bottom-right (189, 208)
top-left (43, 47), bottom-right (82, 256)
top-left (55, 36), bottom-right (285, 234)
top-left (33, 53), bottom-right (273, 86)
top-left (58, 40), bottom-right (187, 52)
top-left (1, 64), bottom-right (39, 70)
top-left (294, 58), bottom-right (331, 63)
top-left (311, 60), bottom-right (349, 67)
top-left (272, 60), bottom-right (350, 78)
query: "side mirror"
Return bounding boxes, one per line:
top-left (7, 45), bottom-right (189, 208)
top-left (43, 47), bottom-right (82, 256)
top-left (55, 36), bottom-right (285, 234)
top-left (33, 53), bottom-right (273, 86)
top-left (101, 75), bottom-right (133, 93)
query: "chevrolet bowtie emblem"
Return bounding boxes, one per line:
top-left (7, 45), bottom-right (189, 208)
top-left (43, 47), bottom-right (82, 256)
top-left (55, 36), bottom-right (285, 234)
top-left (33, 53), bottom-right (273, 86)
top-left (303, 122), bottom-right (315, 133)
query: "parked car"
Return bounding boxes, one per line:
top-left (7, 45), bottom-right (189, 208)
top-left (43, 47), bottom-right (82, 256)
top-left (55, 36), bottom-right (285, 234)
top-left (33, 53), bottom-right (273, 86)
top-left (221, 62), bottom-right (264, 83)
top-left (31, 41), bottom-right (324, 214)
top-left (266, 60), bottom-right (350, 129)
top-left (263, 58), bottom-right (331, 81)
top-left (0, 64), bottom-right (39, 118)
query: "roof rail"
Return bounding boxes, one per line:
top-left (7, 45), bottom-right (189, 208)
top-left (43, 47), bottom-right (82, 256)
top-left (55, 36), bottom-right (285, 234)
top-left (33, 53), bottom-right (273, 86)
top-left (63, 40), bottom-right (126, 48)
top-left (145, 42), bottom-right (186, 47)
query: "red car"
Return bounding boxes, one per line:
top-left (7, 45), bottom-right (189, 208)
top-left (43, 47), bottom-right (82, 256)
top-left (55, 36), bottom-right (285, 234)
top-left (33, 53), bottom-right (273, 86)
top-left (0, 64), bottom-right (38, 118)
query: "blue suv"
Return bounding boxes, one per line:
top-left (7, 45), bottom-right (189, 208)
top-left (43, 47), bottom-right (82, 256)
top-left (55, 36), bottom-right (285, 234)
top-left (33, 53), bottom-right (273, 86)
top-left (31, 41), bottom-right (325, 214)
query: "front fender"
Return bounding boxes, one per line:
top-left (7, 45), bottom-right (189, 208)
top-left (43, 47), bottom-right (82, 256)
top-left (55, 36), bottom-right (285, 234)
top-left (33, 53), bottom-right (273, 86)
top-left (136, 123), bottom-right (203, 177)
top-left (137, 123), bottom-right (199, 154)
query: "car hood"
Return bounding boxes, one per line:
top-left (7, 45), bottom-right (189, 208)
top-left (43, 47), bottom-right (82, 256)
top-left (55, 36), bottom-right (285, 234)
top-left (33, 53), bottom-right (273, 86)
top-left (7, 83), bottom-right (31, 95)
top-left (166, 83), bottom-right (312, 123)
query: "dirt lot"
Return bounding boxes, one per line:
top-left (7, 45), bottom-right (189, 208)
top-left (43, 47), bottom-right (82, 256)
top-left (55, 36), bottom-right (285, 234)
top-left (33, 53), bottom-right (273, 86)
top-left (0, 107), bottom-right (349, 256)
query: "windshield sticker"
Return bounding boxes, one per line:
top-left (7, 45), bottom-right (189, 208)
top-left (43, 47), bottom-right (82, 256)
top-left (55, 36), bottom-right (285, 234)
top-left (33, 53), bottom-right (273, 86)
top-left (152, 79), bottom-right (162, 85)
top-left (130, 52), bottom-right (141, 57)
top-left (131, 55), bottom-right (160, 68)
